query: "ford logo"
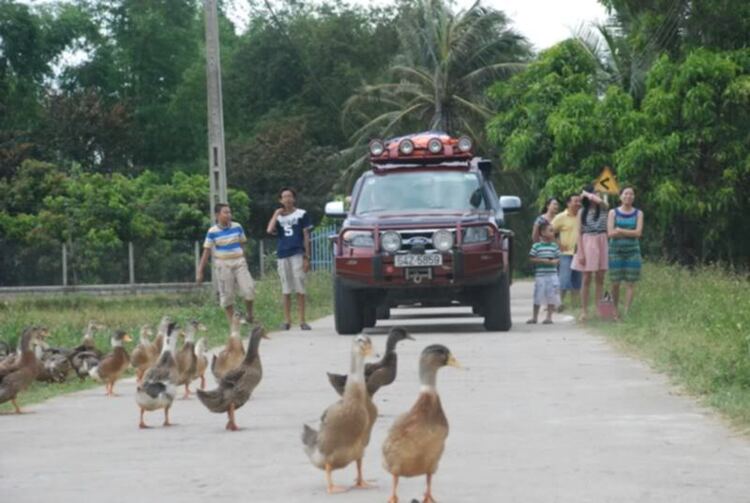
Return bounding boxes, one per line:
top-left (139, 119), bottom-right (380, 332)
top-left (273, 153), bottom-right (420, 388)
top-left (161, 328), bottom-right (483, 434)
top-left (409, 236), bottom-right (430, 245)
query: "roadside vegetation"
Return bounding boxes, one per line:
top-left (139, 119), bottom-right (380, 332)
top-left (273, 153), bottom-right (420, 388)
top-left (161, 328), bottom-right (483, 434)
top-left (0, 271), bottom-right (333, 412)
top-left (591, 262), bottom-right (750, 430)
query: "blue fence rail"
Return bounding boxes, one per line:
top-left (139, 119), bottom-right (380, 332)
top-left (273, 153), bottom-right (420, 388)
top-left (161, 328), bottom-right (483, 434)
top-left (310, 224), bottom-right (338, 272)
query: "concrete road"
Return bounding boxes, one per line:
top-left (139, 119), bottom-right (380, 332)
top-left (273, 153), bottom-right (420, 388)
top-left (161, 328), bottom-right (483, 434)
top-left (2, 281), bottom-right (750, 502)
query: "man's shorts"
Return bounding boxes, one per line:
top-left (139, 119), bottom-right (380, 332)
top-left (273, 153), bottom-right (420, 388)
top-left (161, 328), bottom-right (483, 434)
top-left (216, 258), bottom-right (255, 308)
top-left (558, 254), bottom-right (582, 290)
top-left (278, 254), bottom-right (306, 295)
top-left (534, 274), bottom-right (561, 306)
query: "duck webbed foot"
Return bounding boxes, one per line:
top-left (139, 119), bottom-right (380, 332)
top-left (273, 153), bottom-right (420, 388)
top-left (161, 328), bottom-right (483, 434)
top-left (422, 473), bottom-right (436, 503)
top-left (353, 459), bottom-right (377, 489)
top-left (325, 464), bottom-right (348, 494)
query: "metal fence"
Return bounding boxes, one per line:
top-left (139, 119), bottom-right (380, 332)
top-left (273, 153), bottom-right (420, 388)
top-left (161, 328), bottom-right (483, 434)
top-left (0, 225), bottom-right (338, 288)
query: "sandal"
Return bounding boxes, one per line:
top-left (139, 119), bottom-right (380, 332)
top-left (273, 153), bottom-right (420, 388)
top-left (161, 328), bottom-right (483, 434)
top-left (279, 322), bottom-right (291, 330)
top-left (542, 319), bottom-right (553, 324)
top-left (526, 319), bottom-right (537, 324)
top-left (300, 323), bottom-right (312, 330)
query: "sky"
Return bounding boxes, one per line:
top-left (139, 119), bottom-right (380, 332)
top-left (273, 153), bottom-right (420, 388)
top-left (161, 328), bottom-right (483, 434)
top-left (227, 0), bottom-right (610, 51)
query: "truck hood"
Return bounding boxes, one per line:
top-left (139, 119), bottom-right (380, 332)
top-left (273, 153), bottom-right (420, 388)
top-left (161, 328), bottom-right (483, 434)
top-left (344, 210), bottom-right (495, 228)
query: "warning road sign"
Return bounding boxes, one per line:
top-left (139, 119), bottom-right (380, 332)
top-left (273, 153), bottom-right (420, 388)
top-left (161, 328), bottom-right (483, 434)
top-left (594, 166), bottom-right (620, 195)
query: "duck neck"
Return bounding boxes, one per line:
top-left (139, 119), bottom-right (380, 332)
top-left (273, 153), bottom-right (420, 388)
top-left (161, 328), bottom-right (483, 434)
top-left (385, 335), bottom-right (399, 354)
top-left (244, 334), bottom-right (261, 363)
top-left (419, 363), bottom-right (438, 393)
top-left (348, 350), bottom-right (366, 384)
top-left (19, 331), bottom-right (34, 353)
top-left (112, 337), bottom-right (124, 348)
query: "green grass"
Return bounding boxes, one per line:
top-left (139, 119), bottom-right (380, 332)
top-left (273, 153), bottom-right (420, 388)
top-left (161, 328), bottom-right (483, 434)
top-left (588, 262), bottom-right (750, 430)
top-left (0, 271), bottom-right (333, 412)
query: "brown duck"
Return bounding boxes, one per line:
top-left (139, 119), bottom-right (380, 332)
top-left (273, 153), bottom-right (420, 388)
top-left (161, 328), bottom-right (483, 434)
top-left (0, 327), bottom-right (48, 413)
top-left (382, 344), bottom-right (461, 503)
top-left (175, 320), bottom-right (206, 398)
top-left (130, 325), bottom-right (156, 384)
top-left (302, 335), bottom-right (374, 493)
top-left (197, 326), bottom-right (268, 431)
top-left (211, 312), bottom-right (246, 380)
top-left (327, 326), bottom-right (414, 397)
top-left (88, 330), bottom-right (132, 396)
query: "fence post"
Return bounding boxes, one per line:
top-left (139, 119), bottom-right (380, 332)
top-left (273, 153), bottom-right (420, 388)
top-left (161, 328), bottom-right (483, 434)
top-left (128, 242), bottom-right (135, 285)
top-left (259, 240), bottom-right (264, 279)
top-left (62, 243), bottom-right (68, 287)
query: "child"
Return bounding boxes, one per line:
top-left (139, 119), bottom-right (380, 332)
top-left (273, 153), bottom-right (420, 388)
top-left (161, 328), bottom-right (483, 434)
top-left (527, 222), bottom-right (561, 324)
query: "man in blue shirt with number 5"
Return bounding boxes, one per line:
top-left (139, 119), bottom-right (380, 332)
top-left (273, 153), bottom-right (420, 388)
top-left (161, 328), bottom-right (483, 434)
top-left (266, 187), bottom-right (313, 330)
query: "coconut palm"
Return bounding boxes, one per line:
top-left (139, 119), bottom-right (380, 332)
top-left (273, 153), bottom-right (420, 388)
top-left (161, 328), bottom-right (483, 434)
top-left (338, 0), bottom-right (530, 183)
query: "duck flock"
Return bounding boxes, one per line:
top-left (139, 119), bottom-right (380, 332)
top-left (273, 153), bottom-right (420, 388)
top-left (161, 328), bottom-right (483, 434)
top-left (0, 313), bottom-right (461, 503)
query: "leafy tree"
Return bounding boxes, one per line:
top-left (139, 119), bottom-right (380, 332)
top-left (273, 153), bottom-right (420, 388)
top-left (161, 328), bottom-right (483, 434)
top-left (342, 0), bottom-right (530, 178)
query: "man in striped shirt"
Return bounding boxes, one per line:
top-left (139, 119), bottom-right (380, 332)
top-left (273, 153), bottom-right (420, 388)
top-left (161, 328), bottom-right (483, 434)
top-left (527, 222), bottom-right (561, 324)
top-left (196, 203), bottom-right (255, 324)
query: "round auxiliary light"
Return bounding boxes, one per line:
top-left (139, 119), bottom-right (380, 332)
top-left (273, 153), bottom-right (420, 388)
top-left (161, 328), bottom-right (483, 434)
top-left (432, 229), bottom-right (454, 251)
top-left (457, 136), bottom-right (473, 153)
top-left (381, 231), bottom-right (402, 253)
top-left (398, 139), bottom-right (415, 155)
top-left (427, 137), bottom-right (443, 154)
top-left (369, 139), bottom-right (385, 156)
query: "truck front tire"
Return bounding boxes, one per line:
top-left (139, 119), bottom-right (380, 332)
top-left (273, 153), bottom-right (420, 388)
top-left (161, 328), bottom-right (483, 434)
top-left (483, 273), bottom-right (512, 331)
top-left (334, 278), bottom-right (363, 335)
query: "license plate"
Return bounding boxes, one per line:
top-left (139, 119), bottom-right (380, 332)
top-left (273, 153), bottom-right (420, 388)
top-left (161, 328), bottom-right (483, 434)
top-left (394, 254), bottom-right (443, 267)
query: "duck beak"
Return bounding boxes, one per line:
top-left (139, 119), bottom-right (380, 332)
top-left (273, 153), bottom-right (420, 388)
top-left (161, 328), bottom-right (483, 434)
top-left (261, 332), bottom-right (271, 340)
top-left (447, 354), bottom-right (462, 369)
top-left (405, 334), bottom-right (415, 341)
top-left (123, 334), bottom-right (133, 343)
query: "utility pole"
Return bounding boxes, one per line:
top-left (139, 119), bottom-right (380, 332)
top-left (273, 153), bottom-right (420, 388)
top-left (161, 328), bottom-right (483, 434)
top-left (204, 0), bottom-right (228, 219)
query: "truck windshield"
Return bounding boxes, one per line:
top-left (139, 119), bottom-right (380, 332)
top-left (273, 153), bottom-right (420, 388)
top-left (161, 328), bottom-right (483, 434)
top-left (355, 171), bottom-right (486, 215)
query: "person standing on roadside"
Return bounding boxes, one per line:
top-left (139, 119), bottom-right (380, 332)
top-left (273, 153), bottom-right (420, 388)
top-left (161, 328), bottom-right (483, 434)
top-left (552, 194), bottom-right (582, 311)
top-left (196, 203), bottom-right (255, 325)
top-left (607, 187), bottom-right (644, 320)
top-left (572, 185), bottom-right (609, 322)
top-left (531, 197), bottom-right (560, 243)
top-left (527, 222), bottom-right (562, 324)
top-left (266, 187), bottom-right (313, 331)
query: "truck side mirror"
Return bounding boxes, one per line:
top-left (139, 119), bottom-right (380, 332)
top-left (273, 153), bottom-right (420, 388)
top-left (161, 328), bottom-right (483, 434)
top-left (325, 201), bottom-right (347, 218)
top-left (499, 196), bottom-right (522, 214)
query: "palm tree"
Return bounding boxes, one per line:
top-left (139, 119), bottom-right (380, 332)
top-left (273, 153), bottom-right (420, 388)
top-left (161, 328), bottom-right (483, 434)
top-left (338, 0), bottom-right (530, 182)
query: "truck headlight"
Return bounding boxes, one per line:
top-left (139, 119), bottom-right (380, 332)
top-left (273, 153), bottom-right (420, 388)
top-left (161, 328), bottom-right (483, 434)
top-left (432, 230), bottom-right (454, 251)
top-left (381, 231), bottom-right (402, 252)
top-left (342, 230), bottom-right (374, 247)
top-left (463, 226), bottom-right (490, 243)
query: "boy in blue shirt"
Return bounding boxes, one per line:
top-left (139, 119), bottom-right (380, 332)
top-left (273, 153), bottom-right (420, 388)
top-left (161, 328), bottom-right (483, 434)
top-left (266, 187), bottom-right (313, 330)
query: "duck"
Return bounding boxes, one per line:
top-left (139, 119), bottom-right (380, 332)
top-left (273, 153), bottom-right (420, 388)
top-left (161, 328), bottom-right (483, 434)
top-left (88, 330), bottom-right (133, 396)
top-left (211, 312), bottom-right (246, 380)
top-left (69, 321), bottom-right (106, 379)
top-left (135, 322), bottom-right (180, 428)
top-left (34, 341), bottom-right (72, 383)
top-left (302, 334), bottom-right (375, 493)
top-left (152, 315), bottom-right (172, 355)
top-left (175, 320), bottom-right (206, 398)
top-left (130, 325), bottom-right (156, 384)
top-left (193, 337), bottom-right (209, 390)
top-left (0, 327), bottom-right (48, 413)
top-left (382, 344), bottom-right (462, 503)
top-left (327, 326), bottom-right (414, 397)
top-left (197, 326), bottom-right (269, 431)
top-left (70, 321), bottom-right (106, 356)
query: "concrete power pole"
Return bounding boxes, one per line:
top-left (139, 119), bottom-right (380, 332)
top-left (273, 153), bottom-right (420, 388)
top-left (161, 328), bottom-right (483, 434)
top-left (204, 0), bottom-right (228, 218)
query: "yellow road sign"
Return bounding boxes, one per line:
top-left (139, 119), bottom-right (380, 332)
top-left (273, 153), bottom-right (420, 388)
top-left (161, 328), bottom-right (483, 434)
top-left (594, 166), bottom-right (620, 195)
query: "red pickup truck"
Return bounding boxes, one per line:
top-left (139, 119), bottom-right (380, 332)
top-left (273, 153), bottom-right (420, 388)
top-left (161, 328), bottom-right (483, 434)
top-left (325, 131), bottom-right (521, 334)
